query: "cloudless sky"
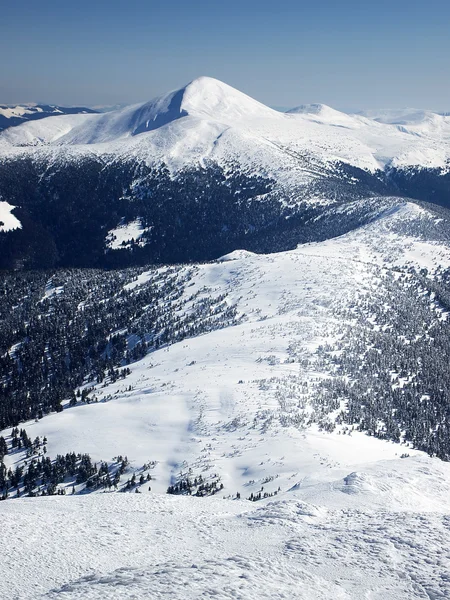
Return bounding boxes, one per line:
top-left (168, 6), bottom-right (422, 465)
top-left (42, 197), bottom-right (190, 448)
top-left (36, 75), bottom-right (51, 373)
top-left (1, 0), bottom-right (449, 110)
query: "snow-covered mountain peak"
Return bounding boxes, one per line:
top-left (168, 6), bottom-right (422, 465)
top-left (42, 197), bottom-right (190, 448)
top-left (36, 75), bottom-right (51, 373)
top-left (118, 76), bottom-right (280, 135)
top-left (178, 76), bottom-right (279, 122)
top-left (287, 103), bottom-right (332, 115)
top-left (0, 77), bottom-right (281, 146)
top-left (287, 102), bottom-right (350, 120)
top-left (124, 76), bottom-right (280, 137)
top-left (286, 102), bottom-right (361, 130)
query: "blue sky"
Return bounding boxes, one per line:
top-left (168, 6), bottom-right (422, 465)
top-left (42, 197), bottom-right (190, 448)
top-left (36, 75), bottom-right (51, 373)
top-left (2, 0), bottom-right (449, 110)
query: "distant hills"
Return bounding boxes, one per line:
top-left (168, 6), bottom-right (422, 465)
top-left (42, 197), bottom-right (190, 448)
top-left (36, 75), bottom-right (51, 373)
top-left (0, 104), bottom-right (97, 132)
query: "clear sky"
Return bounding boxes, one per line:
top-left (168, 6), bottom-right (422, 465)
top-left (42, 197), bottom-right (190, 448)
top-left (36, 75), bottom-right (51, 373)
top-left (2, 0), bottom-right (449, 111)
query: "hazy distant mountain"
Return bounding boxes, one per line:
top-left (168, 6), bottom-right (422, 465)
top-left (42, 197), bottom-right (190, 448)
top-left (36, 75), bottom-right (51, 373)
top-left (90, 103), bottom-right (131, 113)
top-left (0, 104), bottom-right (97, 132)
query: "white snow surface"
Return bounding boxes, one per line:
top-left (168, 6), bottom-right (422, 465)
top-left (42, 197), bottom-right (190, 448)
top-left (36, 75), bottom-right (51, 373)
top-left (0, 200), bottom-right (21, 231)
top-left (0, 112), bottom-right (97, 146)
top-left (106, 218), bottom-right (147, 249)
top-left (3, 492), bottom-right (450, 599)
top-left (1, 77), bottom-right (449, 174)
top-left (3, 202), bottom-right (450, 598)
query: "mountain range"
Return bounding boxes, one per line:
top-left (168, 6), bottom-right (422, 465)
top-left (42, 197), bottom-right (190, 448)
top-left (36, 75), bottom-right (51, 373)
top-left (0, 104), bottom-right (97, 132)
top-left (2, 77), bottom-right (450, 599)
top-left (0, 76), bottom-right (449, 269)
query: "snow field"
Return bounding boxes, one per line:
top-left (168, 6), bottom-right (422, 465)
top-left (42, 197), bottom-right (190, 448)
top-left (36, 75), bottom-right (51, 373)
top-left (2, 493), bottom-right (450, 599)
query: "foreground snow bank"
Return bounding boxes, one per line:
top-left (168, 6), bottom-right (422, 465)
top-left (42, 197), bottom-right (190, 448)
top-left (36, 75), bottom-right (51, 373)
top-left (2, 493), bottom-right (450, 599)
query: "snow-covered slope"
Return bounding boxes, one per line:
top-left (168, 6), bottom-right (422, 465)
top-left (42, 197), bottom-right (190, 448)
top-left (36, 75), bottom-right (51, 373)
top-left (0, 112), bottom-right (97, 146)
top-left (2, 197), bottom-right (450, 596)
top-left (3, 199), bottom-right (450, 499)
top-left (3, 202), bottom-right (450, 598)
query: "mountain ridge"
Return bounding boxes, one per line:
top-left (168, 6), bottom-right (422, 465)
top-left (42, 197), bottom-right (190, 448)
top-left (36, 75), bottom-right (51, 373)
top-left (0, 76), bottom-right (449, 271)
top-left (0, 104), bottom-right (97, 133)
top-left (1, 76), bottom-right (449, 173)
